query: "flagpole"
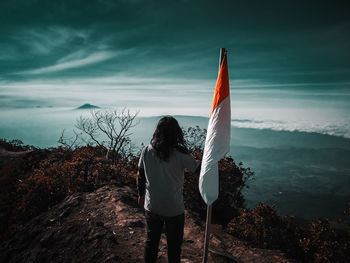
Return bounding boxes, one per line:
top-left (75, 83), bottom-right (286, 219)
top-left (202, 204), bottom-right (212, 263)
top-left (202, 48), bottom-right (227, 263)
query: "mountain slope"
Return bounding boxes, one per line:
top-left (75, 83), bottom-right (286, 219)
top-left (0, 184), bottom-right (294, 263)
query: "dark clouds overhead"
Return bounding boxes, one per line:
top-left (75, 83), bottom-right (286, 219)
top-left (1, 0), bottom-right (350, 88)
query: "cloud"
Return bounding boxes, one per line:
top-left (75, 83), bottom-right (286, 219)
top-left (21, 51), bottom-right (117, 74)
top-left (9, 26), bottom-right (90, 57)
top-left (1, 1), bottom-right (349, 86)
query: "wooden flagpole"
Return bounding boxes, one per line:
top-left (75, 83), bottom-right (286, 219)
top-left (202, 48), bottom-right (227, 263)
top-left (202, 204), bottom-right (212, 263)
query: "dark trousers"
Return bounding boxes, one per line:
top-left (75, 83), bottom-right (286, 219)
top-left (144, 210), bottom-right (185, 263)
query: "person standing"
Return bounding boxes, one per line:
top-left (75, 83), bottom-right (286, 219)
top-left (137, 116), bottom-right (200, 263)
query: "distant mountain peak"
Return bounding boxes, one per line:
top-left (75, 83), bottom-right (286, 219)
top-left (76, 103), bottom-right (100, 110)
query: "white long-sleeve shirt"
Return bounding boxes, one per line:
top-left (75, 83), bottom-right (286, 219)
top-left (138, 144), bottom-right (200, 217)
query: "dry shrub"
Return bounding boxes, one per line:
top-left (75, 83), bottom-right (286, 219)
top-left (14, 145), bottom-right (137, 221)
top-left (182, 125), bottom-right (254, 225)
top-left (0, 147), bottom-right (51, 241)
top-left (0, 143), bottom-right (138, 243)
top-left (0, 138), bottom-right (34, 152)
top-left (227, 203), bottom-right (350, 262)
top-left (184, 150), bottom-right (254, 225)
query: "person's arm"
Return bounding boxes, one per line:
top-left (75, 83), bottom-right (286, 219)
top-left (137, 146), bottom-right (147, 207)
top-left (137, 167), bottom-right (146, 207)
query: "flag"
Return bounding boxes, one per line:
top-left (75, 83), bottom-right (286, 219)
top-left (199, 50), bottom-right (231, 205)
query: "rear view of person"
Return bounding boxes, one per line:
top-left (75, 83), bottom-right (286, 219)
top-left (137, 116), bottom-right (200, 263)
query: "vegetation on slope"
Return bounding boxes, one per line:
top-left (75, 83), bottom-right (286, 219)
top-left (1, 109), bottom-right (349, 262)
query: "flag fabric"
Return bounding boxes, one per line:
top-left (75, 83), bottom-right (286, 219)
top-left (199, 51), bottom-right (231, 205)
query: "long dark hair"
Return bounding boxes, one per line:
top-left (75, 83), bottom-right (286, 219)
top-left (151, 116), bottom-right (188, 161)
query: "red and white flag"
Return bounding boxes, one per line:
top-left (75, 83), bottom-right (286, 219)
top-left (199, 49), bottom-right (231, 205)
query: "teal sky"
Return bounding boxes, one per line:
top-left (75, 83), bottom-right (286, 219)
top-left (1, 0), bottom-right (349, 84)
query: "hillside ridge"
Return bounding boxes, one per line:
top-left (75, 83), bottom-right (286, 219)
top-left (0, 183), bottom-right (293, 263)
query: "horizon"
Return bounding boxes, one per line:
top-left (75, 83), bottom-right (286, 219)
top-left (1, 1), bottom-right (350, 141)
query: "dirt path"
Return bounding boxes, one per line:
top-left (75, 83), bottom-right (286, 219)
top-left (0, 184), bottom-right (296, 263)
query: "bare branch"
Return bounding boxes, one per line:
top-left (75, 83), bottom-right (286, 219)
top-left (75, 116), bottom-right (103, 147)
top-left (58, 129), bottom-right (82, 150)
top-left (73, 108), bottom-right (139, 163)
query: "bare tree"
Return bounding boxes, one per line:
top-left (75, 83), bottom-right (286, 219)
top-left (58, 129), bottom-right (82, 150)
top-left (75, 108), bottom-right (139, 163)
top-left (183, 125), bottom-right (207, 152)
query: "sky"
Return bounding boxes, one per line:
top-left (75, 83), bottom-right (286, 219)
top-left (0, 0), bottom-right (350, 121)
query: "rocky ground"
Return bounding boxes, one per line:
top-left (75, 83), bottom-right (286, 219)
top-left (0, 183), bottom-right (297, 263)
top-left (0, 147), bottom-right (34, 163)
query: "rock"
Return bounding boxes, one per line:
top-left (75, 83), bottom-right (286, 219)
top-left (103, 253), bottom-right (119, 263)
top-left (108, 234), bottom-right (118, 244)
top-left (67, 224), bottom-right (79, 233)
top-left (59, 194), bottom-right (82, 210)
top-left (83, 183), bottom-right (96, 192)
top-left (119, 195), bottom-right (138, 207)
top-left (87, 229), bottom-right (105, 241)
top-left (59, 207), bottom-right (71, 219)
top-left (39, 230), bottom-right (54, 248)
top-left (127, 220), bottom-right (144, 228)
top-left (96, 221), bottom-right (104, 227)
top-left (27, 247), bottom-right (41, 263)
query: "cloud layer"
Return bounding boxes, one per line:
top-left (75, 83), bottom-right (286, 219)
top-left (0, 0), bottom-right (349, 84)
